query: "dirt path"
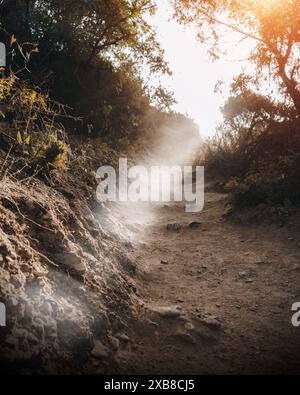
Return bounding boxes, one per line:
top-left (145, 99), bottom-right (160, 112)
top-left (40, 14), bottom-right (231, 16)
top-left (116, 189), bottom-right (300, 375)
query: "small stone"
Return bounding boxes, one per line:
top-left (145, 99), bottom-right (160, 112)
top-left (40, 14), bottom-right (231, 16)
top-left (245, 279), bottom-right (254, 284)
top-left (161, 260), bottom-right (169, 265)
top-left (156, 306), bottom-right (181, 318)
top-left (254, 260), bottom-right (269, 266)
top-left (201, 316), bottom-right (222, 330)
top-left (110, 337), bottom-right (120, 351)
top-left (6, 256), bottom-right (15, 263)
top-left (33, 270), bottom-right (46, 278)
top-left (167, 223), bottom-right (181, 232)
top-left (57, 252), bottom-right (86, 276)
top-left (115, 333), bottom-right (130, 343)
top-left (189, 222), bottom-right (202, 229)
top-left (42, 212), bottom-right (52, 221)
top-left (91, 341), bottom-right (110, 359)
top-left (40, 302), bottom-right (52, 316)
top-left (184, 322), bottom-right (195, 332)
top-left (239, 271), bottom-right (247, 279)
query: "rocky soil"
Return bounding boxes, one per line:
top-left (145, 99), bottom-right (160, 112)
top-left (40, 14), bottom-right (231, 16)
top-left (0, 140), bottom-right (142, 375)
top-left (1, 141), bottom-right (300, 374)
top-left (109, 192), bottom-right (300, 375)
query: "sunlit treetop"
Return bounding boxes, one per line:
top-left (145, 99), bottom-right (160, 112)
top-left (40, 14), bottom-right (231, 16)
top-left (173, 0), bottom-right (300, 114)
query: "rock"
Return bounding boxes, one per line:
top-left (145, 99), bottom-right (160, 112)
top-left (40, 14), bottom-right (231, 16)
top-left (167, 223), bottom-right (181, 232)
top-left (110, 337), bottom-right (120, 351)
top-left (115, 333), bottom-right (130, 343)
top-left (33, 270), bottom-right (46, 278)
top-left (124, 241), bottom-right (133, 249)
top-left (184, 322), bottom-right (195, 332)
top-left (42, 212), bottom-right (53, 221)
top-left (57, 252), bottom-right (86, 276)
top-left (91, 341), bottom-right (110, 359)
top-left (161, 260), bottom-right (169, 265)
top-left (239, 271), bottom-right (247, 279)
top-left (245, 279), bottom-right (254, 284)
top-left (155, 306), bottom-right (182, 318)
top-left (40, 302), bottom-right (53, 316)
top-left (189, 222), bottom-right (202, 229)
top-left (201, 316), bottom-right (222, 330)
top-left (253, 260), bottom-right (270, 266)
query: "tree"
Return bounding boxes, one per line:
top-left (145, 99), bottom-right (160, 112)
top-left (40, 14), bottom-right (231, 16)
top-left (0, 1), bottom-right (174, 140)
top-left (0, 0), bottom-right (170, 76)
top-left (173, 0), bottom-right (300, 114)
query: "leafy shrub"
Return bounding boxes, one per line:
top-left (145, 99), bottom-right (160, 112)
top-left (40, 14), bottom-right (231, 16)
top-left (204, 87), bottom-right (300, 207)
top-left (34, 134), bottom-right (69, 171)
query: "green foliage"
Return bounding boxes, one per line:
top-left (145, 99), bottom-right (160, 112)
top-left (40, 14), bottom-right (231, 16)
top-left (205, 83), bottom-right (300, 207)
top-left (35, 134), bottom-right (69, 170)
top-left (0, 0), bottom-right (174, 143)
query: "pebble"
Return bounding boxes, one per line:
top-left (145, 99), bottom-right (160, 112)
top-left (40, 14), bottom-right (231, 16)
top-left (201, 316), bottom-right (222, 330)
top-left (184, 322), bottom-right (195, 332)
top-left (167, 223), bottom-right (181, 232)
top-left (155, 306), bottom-right (182, 318)
top-left (40, 302), bottom-right (52, 316)
top-left (115, 333), bottom-right (130, 343)
top-left (91, 341), bottom-right (110, 359)
top-left (189, 222), bottom-right (202, 229)
top-left (110, 337), bottom-right (120, 351)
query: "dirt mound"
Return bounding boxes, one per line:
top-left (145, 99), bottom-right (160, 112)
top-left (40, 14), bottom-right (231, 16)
top-left (0, 156), bottom-right (140, 374)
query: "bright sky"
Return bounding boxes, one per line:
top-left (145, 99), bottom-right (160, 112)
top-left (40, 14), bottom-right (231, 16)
top-left (148, 0), bottom-right (255, 137)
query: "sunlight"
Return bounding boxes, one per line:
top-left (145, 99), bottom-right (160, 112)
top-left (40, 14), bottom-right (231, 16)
top-left (148, 0), bottom-right (256, 136)
top-left (253, 0), bottom-right (282, 11)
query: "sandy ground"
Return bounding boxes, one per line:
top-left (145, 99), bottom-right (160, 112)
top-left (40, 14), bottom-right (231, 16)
top-left (113, 189), bottom-right (300, 375)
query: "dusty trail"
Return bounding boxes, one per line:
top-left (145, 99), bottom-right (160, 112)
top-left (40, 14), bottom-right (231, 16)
top-left (115, 189), bottom-right (300, 375)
